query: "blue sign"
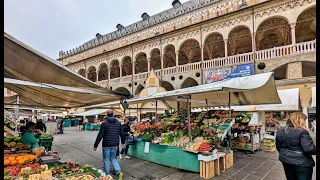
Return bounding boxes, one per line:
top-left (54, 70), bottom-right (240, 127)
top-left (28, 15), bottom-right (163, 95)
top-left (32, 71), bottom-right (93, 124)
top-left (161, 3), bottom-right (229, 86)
top-left (204, 63), bottom-right (254, 84)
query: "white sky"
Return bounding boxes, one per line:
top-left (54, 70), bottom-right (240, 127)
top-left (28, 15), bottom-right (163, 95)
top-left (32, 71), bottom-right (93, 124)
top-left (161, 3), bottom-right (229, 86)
top-left (4, 0), bottom-right (188, 59)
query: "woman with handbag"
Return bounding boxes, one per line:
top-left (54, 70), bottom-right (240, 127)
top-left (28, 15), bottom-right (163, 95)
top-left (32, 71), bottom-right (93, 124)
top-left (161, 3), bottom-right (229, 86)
top-left (276, 112), bottom-right (316, 180)
top-left (120, 116), bottom-right (134, 160)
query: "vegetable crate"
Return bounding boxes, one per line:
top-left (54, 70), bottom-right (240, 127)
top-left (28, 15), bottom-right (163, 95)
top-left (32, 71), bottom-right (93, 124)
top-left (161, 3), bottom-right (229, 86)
top-left (39, 138), bottom-right (53, 151)
top-left (225, 150), bottom-right (233, 170)
top-left (200, 160), bottom-right (215, 179)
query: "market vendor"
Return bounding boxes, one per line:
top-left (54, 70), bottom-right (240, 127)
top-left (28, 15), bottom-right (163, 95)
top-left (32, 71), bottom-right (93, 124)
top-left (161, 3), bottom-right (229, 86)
top-left (20, 122), bottom-right (40, 150)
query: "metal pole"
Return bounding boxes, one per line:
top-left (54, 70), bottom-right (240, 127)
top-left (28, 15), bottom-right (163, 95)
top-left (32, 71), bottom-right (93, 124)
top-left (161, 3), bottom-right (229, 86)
top-left (228, 92), bottom-right (232, 149)
top-left (155, 101), bottom-right (158, 123)
top-left (15, 96), bottom-right (20, 133)
top-left (187, 99), bottom-right (192, 141)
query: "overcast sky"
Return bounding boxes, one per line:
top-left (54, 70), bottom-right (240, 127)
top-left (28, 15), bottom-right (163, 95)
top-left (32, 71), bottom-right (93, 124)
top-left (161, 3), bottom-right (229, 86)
top-left (4, 0), bottom-right (188, 59)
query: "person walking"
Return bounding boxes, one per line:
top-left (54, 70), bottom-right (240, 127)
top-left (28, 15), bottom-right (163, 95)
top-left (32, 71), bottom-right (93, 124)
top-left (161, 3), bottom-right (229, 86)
top-left (276, 112), bottom-right (316, 180)
top-left (77, 118), bottom-right (83, 131)
top-left (58, 118), bottom-right (64, 134)
top-left (93, 110), bottom-right (125, 179)
top-left (120, 116), bottom-right (133, 160)
top-left (84, 118), bottom-right (89, 130)
top-left (89, 117), bottom-right (94, 131)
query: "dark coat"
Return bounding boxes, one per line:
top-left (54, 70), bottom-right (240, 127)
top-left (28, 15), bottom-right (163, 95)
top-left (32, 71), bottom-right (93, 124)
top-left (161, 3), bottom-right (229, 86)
top-left (94, 116), bottom-right (125, 148)
top-left (276, 122), bottom-right (316, 167)
top-left (35, 122), bottom-right (46, 132)
top-left (122, 123), bottom-right (131, 137)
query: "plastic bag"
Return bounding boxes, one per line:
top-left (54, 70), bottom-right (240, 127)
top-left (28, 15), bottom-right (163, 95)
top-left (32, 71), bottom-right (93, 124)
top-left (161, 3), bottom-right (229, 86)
top-left (32, 146), bottom-right (45, 157)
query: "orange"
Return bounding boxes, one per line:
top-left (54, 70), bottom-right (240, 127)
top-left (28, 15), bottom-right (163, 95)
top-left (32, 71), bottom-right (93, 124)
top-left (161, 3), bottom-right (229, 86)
top-left (17, 159), bottom-right (25, 165)
top-left (16, 156), bottom-right (23, 160)
top-left (28, 155), bottom-right (36, 161)
top-left (10, 160), bottom-right (17, 165)
top-left (8, 156), bottom-right (15, 161)
top-left (4, 159), bottom-right (10, 165)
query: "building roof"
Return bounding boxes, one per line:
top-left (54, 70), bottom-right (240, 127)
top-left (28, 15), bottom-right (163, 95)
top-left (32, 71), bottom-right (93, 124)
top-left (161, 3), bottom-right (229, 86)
top-left (59, 0), bottom-right (221, 59)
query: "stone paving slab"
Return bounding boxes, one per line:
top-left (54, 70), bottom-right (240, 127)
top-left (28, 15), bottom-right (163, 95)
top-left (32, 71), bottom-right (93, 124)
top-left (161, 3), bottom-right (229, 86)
top-left (52, 127), bottom-right (316, 180)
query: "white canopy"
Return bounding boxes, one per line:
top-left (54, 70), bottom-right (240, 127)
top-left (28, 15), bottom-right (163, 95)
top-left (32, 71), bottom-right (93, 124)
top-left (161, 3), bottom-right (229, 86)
top-left (85, 72), bottom-right (281, 109)
top-left (71, 109), bottom-right (124, 116)
top-left (256, 88), bottom-right (300, 111)
top-left (4, 32), bottom-right (122, 108)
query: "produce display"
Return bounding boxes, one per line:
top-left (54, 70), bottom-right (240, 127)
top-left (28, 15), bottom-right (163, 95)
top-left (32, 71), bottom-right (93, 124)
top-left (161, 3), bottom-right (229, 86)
top-left (130, 110), bottom-right (239, 153)
top-left (39, 134), bottom-right (53, 140)
top-left (4, 117), bottom-right (16, 130)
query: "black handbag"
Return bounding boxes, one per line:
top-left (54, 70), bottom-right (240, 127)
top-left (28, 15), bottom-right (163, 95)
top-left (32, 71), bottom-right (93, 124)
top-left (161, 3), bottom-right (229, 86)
top-left (126, 136), bottom-right (135, 145)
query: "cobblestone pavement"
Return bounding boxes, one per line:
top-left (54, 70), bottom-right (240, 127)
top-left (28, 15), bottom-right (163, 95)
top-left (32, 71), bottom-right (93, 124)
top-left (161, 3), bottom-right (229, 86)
top-left (52, 127), bottom-right (316, 180)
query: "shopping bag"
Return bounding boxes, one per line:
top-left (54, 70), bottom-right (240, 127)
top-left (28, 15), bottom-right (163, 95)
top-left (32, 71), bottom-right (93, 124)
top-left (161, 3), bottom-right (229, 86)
top-left (126, 136), bottom-right (135, 145)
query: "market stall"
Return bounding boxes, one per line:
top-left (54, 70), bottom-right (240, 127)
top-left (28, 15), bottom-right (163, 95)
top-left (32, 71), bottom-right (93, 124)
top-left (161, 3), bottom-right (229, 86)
top-left (85, 71), bottom-right (281, 177)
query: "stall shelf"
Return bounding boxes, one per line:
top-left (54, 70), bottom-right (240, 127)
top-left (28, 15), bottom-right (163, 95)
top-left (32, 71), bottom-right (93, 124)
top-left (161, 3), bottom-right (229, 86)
top-left (231, 132), bottom-right (262, 154)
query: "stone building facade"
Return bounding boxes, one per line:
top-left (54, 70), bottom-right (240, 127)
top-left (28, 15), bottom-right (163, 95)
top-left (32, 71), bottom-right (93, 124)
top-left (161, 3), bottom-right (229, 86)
top-left (58, 0), bottom-right (316, 105)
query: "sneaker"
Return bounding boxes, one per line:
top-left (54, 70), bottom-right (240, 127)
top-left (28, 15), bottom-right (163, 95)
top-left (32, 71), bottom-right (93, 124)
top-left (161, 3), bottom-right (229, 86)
top-left (124, 155), bottom-right (131, 159)
top-left (117, 172), bottom-right (123, 180)
top-left (119, 154), bottom-right (123, 160)
top-left (112, 170), bottom-right (117, 175)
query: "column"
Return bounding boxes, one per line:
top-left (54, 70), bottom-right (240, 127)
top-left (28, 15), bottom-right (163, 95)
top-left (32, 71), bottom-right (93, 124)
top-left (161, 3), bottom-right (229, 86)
top-left (119, 65), bottom-right (122, 77)
top-left (290, 23), bottom-right (296, 45)
top-left (224, 39), bottom-right (228, 57)
top-left (161, 55), bottom-right (164, 69)
top-left (132, 61), bottom-right (135, 75)
top-left (108, 68), bottom-right (110, 81)
top-left (96, 72), bottom-right (98, 82)
top-left (147, 58), bottom-right (151, 72)
top-left (252, 33), bottom-right (256, 52)
top-left (302, 106), bottom-right (309, 129)
top-left (175, 51), bottom-right (179, 66)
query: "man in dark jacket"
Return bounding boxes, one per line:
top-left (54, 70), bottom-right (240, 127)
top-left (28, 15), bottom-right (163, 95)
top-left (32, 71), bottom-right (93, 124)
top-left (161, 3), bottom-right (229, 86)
top-left (93, 110), bottom-right (125, 179)
top-left (120, 116), bottom-right (133, 160)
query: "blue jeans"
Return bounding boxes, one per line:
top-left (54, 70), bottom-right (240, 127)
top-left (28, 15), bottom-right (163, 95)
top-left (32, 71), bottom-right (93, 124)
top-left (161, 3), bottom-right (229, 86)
top-left (85, 124), bottom-right (88, 130)
top-left (90, 123), bottom-right (94, 130)
top-left (102, 146), bottom-right (121, 175)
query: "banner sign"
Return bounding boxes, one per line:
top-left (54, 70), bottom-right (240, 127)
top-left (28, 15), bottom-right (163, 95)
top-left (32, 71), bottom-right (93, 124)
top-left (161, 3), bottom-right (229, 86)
top-left (204, 63), bottom-right (254, 84)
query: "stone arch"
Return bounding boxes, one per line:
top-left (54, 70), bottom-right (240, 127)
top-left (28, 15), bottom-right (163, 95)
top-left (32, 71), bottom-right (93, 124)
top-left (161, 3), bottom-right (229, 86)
top-left (150, 48), bottom-right (161, 70)
top-left (228, 25), bottom-right (252, 56)
top-left (296, 6), bottom-right (316, 43)
top-left (135, 52), bottom-right (148, 74)
top-left (115, 87), bottom-right (131, 96)
top-left (256, 17), bottom-right (291, 51)
top-left (110, 60), bottom-right (120, 79)
top-left (163, 44), bottom-right (176, 68)
top-left (160, 81), bottom-right (174, 91)
top-left (87, 66), bottom-right (97, 82)
top-left (122, 56), bottom-right (133, 76)
top-left (98, 63), bottom-right (108, 81)
top-left (302, 62), bottom-right (316, 77)
top-left (78, 69), bottom-right (85, 77)
top-left (178, 39), bottom-right (201, 65)
top-left (204, 32), bottom-right (225, 60)
top-left (135, 84), bottom-right (144, 95)
top-left (181, 77), bottom-right (199, 89)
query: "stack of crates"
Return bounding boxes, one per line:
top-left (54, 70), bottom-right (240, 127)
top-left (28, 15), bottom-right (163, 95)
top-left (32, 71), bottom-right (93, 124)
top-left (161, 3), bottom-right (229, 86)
top-left (39, 137), bottom-right (53, 151)
top-left (263, 134), bottom-right (276, 152)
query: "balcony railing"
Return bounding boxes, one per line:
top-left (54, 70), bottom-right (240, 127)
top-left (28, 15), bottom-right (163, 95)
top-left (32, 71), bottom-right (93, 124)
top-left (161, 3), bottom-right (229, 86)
top-left (97, 39), bottom-right (316, 86)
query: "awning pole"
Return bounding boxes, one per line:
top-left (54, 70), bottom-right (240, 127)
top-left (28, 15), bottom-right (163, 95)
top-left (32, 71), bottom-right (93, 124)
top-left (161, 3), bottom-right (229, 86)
top-left (15, 96), bottom-right (20, 133)
top-left (155, 101), bottom-right (158, 123)
top-left (187, 99), bottom-right (192, 141)
top-left (228, 92), bottom-right (232, 149)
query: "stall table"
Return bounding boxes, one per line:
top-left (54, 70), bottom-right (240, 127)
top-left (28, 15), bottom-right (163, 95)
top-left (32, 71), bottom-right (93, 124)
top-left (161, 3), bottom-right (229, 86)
top-left (127, 141), bottom-right (200, 172)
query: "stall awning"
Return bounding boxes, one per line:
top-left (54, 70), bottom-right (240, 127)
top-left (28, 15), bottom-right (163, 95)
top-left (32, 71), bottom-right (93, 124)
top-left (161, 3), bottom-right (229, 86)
top-left (4, 32), bottom-right (123, 108)
top-left (70, 109), bottom-right (121, 116)
top-left (256, 88), bottom-right (300, 111)
top-left (4, 78), bottom-right (120, 108)
top-left (85, 72), bottom-right (281, 109)
top-left (311, 87), bottom-right (316, 108)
